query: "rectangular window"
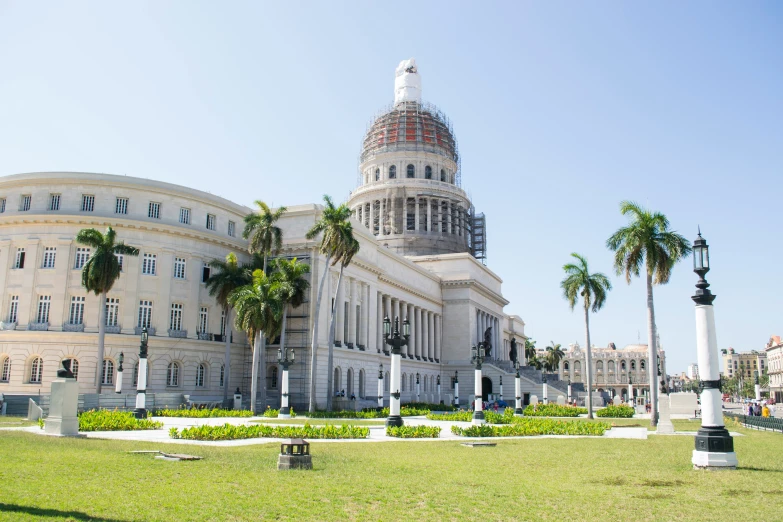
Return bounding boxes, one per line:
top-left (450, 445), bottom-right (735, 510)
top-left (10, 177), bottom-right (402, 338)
top-left (148, 202), bottom-right (161, 219)
top-left (116, 254), bottom-right (124, 272)
top-left (138, 300), bottom-right (153, 328)
top-left (69, 296), bottom-right (85, 325)
top-left (115, 197), bottom-right (128, 215)
top-left (49, 194), bottom-right (61, 211)
top-left (170, 303), bottom-right (183, 330)
top-left (0, 198), bottom-right (6, 213)
top-left (42, 247), bottom-right (56, 268)
top-left (228, 220), bottom-right (235, 237)
top-left (20, 194), bottom-right (31, 212)
top-left (81, 194), bottom-right (95, 212)
top-left (173, 257), bottom-right (186, 279)
top-left (8, 296), bottom-right (19, 323)
top-left (37, 295), bottom-right (51, 323)
top-left (201, 265), bottom-right (211, 283)
top-left (74, 247), bottom-right (90, 269)
top-left (14, 248), bottom-right (25, 269)
top-left (198, 307), bottom-right (208, 334)
top-left (206, 214), bottom-right (216, 231)
top-left (106, 298), bottom-right (120, 327)
top-left (142, 253), bottom-right (157, 275)
top-left (179, 207), bottom-right (190, 225)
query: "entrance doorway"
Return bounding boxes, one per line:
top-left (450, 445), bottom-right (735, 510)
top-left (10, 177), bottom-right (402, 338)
top-left (481, 377), bottom-right (492, 402)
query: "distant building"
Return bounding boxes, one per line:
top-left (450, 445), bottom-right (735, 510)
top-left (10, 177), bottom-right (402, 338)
top-left (766, 336), bottom-right (782, 403)
top-left (721, 348), bottom-right (767, 380)
top-left (686, 364), bottom-right (699, 380)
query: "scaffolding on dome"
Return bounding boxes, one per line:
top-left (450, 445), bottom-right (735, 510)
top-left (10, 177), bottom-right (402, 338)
top-left (470, 209), bottom-right (487, 264)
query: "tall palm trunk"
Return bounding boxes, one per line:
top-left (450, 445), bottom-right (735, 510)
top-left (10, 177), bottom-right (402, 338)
top-left (95, 291), bottom-right (107, 394)
top-left (278, 310), bottom-right (288, 408)
top-left (222, 306), bottom-right (232, 405)
top-left (584, 304), bottom-right (593, 419)
top-left (250, 331), bottom-right (261, 414)
top-left (258, 256), bottom-right (268, 411)
top-left (308, 253), bottom-right (331, 413)
top-left (646, 273), bottom-right (658, 427)
top-left (325, 264), bottom-right (344, 412)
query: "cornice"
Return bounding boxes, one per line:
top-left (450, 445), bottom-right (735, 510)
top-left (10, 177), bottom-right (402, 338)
top-left (377, 273), bottom-right (441, 307)
top-left (441, 278), bottom-right (510, 307)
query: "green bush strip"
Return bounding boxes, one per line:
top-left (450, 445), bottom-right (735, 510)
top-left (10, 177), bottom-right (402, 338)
top-left (522, 404), bottom-right (587, 417)
top-left (39, 410), bottom-right (164, 432)
top-left (307, 406), bottom-right (427, 419)
top-left (154, 408), bottom-right (255, 418)
top-left (595, 405), bottom-right (635, 418)
top-left (451, 418), bottom-right (611, 437)
top-left (169, 422), bottom-right (370, 441)
top-left (386, 425), bottom-right (441, 438)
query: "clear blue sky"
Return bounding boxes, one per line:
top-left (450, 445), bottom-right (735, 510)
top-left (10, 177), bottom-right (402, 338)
top-left (1, 2), bottom-right (781, 374)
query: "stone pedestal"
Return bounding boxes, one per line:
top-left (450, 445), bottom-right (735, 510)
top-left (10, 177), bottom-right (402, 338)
top-left (45, 378), bottom-right (79, 436)
top-left (233, 393), bottom-right (242, 411)
top-left (656, 394), bottom-right (675, 435)
top-left (277, 454), bottom-right (312, 470)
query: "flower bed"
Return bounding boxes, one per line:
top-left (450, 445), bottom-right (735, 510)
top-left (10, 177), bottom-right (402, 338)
top-left (522, 404), bottom-right (587, 417)
top-left (386, 425), bottom-right (441, 438)
top-left (169, 422), bottom-right (369, 441)
top-left (40, 410), bottom-right (163, 431)
top-left (595, 405), bottom-right (635, 418)
top-left (451, 418), bottom-right (610, 437)
top-left (154, 407), bottom-right (255, 418)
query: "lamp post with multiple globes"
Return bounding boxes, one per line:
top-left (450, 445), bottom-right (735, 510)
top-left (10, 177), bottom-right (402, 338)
top-left (277, 348), bottom-right (295, 418)
top-left (383, 315), bottom-right (410, 427)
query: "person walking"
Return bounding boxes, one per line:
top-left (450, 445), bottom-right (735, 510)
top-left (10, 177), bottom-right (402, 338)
top-left (762, 403), bottom-right (770, 418)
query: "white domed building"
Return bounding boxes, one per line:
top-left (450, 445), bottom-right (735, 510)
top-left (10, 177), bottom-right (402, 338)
top-left (0, 60), bottom-right (557, 413)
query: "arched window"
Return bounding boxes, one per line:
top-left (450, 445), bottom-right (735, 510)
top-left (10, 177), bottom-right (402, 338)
top-left (406, 164), bottom-right (415, 178)
top-left (269, 366), bottom-right (278, 389)
top-left (347, 368), bottom-right (354, 397)
top-left (401, 373), bottom-right (407, 392)
top-left (167, 362), bottom-right (180, 387)
top-left (440, 169), bottom-right (446, 182)
top-left (101, 359), bottom-right (114, 385)
top-left (574, 361), bottom-right (581, 372)
top-left (30, 357), bottom-right (43, 383)
top-left (375, 168), bottom-right (380, 181)
top-left (608, 361), bottom-right (615, 372)
top-left (389, 165), bottom-right (396, 179)
top-left (219, 364), bottom-right (225, 387)
top-left (0, 356), bottom-right (10, 382)
top-left (563, 361), bottom-right (569, 371)
top-left (621, 361), bottom-right (626, 371)
top-left (631, 360), bottom-right (636, 370)
top-left (425, 166), bottom-right (432, 179)
top-left (333, 367), bottom-right (341, 395)
top-left (62, 358), bottom-right (79, 381)
top-left (596, 361), bottom-right (604, 371)
top-left (358, 369), bottom-right (365, 399)
top-left (423, 376), bottom-right (427, 392)
top-left (196, 364), bottom-right (206, 387)
top-left (640, 360), bottom-right (646, 371)
top-left (410, 374), bottom-right (414, 392)
top-left (384, 371), bottom-right (390, 392)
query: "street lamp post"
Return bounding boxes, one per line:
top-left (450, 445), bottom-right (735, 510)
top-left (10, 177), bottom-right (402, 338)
top-left (115, 352), bottom-right (124, 394)
top-left (133, 328), bottom-right (149, 419)
top-left (416, 373), bottom-right (420, 403)
top-left (453, 371), bottom-right (459, 408)
top-left (514, 360), bottom-right (523, 416)
top-left (690, 230), bottom-right (737, 469)
top-left (383, 315), bottom-right (410, 427)
top-left (437, 374), bottom-right (442, 405)
top-left (471, 345), bottom-right (486, 424)
top-left (377, 363), bottom-right (384, 409)
top-left (277, 348), bottom-right (295, 418)
top-left (499, 375), bottom-right (503, 404)
top-left (628, 371), bottom-right (634, 407)
top-left (542, 371), bottom-right (548, 405)
top-left (754, 371), bottom-right (761, 401)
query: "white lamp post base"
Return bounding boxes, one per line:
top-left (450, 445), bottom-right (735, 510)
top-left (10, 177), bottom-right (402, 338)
top-left (278, 413), bottom-right (291, 419)
top-left (692, 450), bottom-right (738, 469)
top-left (472, 418), bottom-right (486, 425)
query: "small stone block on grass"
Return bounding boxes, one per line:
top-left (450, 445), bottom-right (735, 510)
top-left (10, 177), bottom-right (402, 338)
top-left (460, 442), bottom-right (497, 448)
top-left (277, 454), bottom-right (313, 470)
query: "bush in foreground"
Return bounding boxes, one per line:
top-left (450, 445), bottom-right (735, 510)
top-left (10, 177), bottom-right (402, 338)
top-left (262, 407), bottom-right (297, 418)
top-left (426, 408), bottom-right (514, 424)
top-left (451, 418), bottom-right (610, 437)
top-left (169, 422), bottom-right (370, 441)
top-left (386, 425), bottom-right (441, 438)
top-left (154, 407), bottom-right (255, 418)
top-left (595, 405), bottom-right (635, 418)
top-left (522, 404), bottom-right (587, 417)
top-left (52, 410), bottom-right (164, 432)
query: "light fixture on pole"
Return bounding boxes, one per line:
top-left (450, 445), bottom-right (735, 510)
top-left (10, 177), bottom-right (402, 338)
top-left (383, 315), bottom-right (409, 427)
top-left (541, 369), bottom-right (548, 405)
top-left (277, 348), bottom-right (295, 418)
top-left (377, 363), bottom-right (384, 409)
top-left (514, 359), bottom-right (523, 416)
top-left (628, 370), bottom-right (634, 407)
top-left (567, 376), bottom-right (572, 405)
top-left (115, 352), bottom-right (124, 394)
top-left (453, 371), bottom-right (459, 408)
top-left (471, 344), bottom-right (486, 425)
top-left (690, 230), bottom-right (737, 469)
top-left (134, 328), bottom-right (149, 419)
top-left (437, 374), bottom-right (442, 405)
top-left (754, 370), bottom-right (761, 401)
top-left (415, 373), bottom-right (420, 403)
top-left (499, 375), bottom-right (503, 404)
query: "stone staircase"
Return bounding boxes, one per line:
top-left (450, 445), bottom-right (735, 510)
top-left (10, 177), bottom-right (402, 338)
top-left (484, 360), bottom-right (585, 395)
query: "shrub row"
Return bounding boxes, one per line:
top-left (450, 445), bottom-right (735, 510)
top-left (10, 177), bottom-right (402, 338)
top-left (595, 405), bottom-right (635, 418)
top-left (426, 411), bottom-right (472, 422)
top-left (154, 408), bottom-right (255, 418)
top-left (307, 406), bottom-right (427, 419)
top-left (425, 409), bottom-right (515, 424)
top-left (451, 417), bottom-right (610, 437)
top-left (522, 404), bottom-right (587, 417)
top-left (41, 410), bottom-right (164, 432)
top-left (263, 407), bottom-right (297, 418)
top-left (169, 422), bottom-right (370, 441)
top-left (386, 425), bottom-right (441, 438)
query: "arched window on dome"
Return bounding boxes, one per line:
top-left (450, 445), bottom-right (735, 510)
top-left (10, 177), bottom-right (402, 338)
top-left (425, 166), bottom-right (432, 179)
top-left (375, 168), bottom-right (380, 181)
top-left (406, 164), bottom-right (415, 178)
top-left (388, 165), bottom-right (396, 179)
top-left (440, 169), bottom-right (446, 182)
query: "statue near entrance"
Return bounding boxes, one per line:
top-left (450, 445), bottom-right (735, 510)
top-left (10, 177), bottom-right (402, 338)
top-left (509, 337), bottom-right (517, 364)
top-left (483, 326), bottom-right (492, 358)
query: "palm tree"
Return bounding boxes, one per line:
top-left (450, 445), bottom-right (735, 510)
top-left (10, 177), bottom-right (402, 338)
top-left (242, 200), bottom-right (287, 413)
top-left (228, 269), bottom-right (282, 413)
top-left (524, 338), bottom-right (537, 367)
top-left (271, 257), bottom-right (311, 378)
top-left (545, 341), bottom-right (565, 373)
top-left (75, 227), bottom-right (139, 394)
top-left (606, 201), bottom-right (690, 426)
top-left (304, 195), bottom-right (356, 412)
top-left (205, 252), bottom-right (252, 404)
top-left (560, 252), bottom-right (611, 419)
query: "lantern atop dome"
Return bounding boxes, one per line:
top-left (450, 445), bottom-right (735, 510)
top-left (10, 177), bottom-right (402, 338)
top-left (394, 58), bottom-right (421, 105)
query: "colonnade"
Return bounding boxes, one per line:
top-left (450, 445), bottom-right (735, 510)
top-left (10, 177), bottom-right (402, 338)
top-left (354, 196), bottom-right (468, 238)
top-left (475, 309), bottom-right (502, 360)
top-left (376, 293), bottom-right (441, 362)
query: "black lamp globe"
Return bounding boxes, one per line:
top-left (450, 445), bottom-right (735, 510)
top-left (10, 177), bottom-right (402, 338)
top-left (141, 328), bottom-right (148, 344)
top-left (693, 229), bottom-right (710, 274)
top-left (402, 318), bottom-right (410, 337)
top-left (277, 348), bottom-right (283, 362)
top-left (383, 316), bottom-right (391, 337)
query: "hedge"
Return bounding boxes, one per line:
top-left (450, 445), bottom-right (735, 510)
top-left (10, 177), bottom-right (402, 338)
top-left (169, 422), bottom-right (370, 441)
top-left (595, 405), bottom-right (635, 418)
top-left (386, 425), bottom-right (441, 438)
top-left (154, 408), bottom-right (255, 418)
top-left (522, 404), bottom-right (587, 417)
top-left (451, 417), bottom-right (610, 437)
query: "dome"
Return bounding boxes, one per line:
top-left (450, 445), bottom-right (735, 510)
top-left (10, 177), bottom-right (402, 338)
top-left (360, 101), bottom-right (459, 164)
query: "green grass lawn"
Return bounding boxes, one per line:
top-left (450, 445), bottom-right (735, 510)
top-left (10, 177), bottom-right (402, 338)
top-left (0, 415), bottom-right (37, 428)
top-left (0, 420), bottom-right (781, 521)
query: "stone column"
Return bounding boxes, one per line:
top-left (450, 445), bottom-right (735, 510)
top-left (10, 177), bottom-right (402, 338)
top-left (393, 298), bottom-right (400, 326)
top-left (407, 303), bottom-right (415, 358)
top-left (335, 272), bottom-right (344, 344)
top-left (435, 314), bottom-right (441, 361)
top-left (446, 202), bottom-right (452, 235)
top-left (414, 197), bottom-right (420, 232)
top-left (375, 291), bottom-right (383, 352)
top-left (415, 307), bottom-right (422, 359)
top-left (398, 300), bottom-right (406, 356)
top-left (348, 278), bottom-right (357, 347)
top-left (427, 311), bottom-right (434, 361)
